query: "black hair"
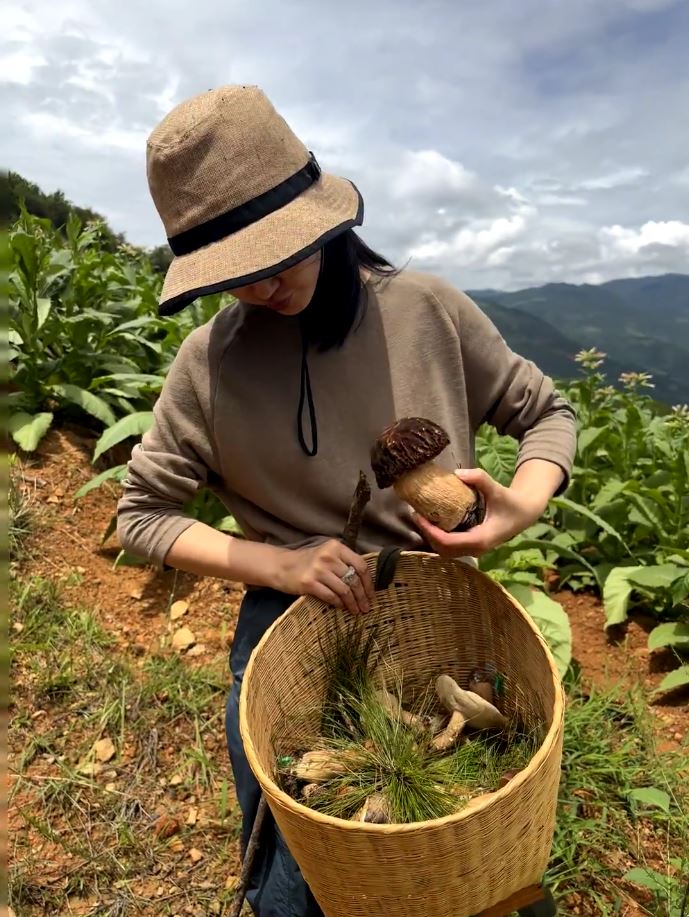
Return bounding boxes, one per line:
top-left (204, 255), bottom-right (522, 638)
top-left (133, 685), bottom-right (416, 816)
top-left (298, 229), bottom-right (399, 352)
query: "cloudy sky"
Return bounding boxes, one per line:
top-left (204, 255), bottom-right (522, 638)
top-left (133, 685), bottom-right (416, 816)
top-left (3, 0), bottom-right (688, 290)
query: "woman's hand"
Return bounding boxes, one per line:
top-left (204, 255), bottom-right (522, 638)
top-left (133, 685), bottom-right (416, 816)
top-left (412, 461), bottom-right (564, 558)
top-left (273, 539), bottom-right (375, 614)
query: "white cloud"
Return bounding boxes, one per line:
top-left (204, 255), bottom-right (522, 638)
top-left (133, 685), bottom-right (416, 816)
top-left (576, 167), bottom-right (649, 191)
top-left (601, 220), bottom-right (689, 254)
top-left (0, 48), bottom-right (46, 85)
top-left (22, 111), bottom-right (146, 154)
top-left (409, 214), bottom-right (529, 266)
top-left (1, 0), bottom-right (688, 290)
top-left (392, 150), bottom-right (476, 200)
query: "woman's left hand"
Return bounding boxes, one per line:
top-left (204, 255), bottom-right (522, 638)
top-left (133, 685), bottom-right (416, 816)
top-left (411, 466), bottom-right (553, 558)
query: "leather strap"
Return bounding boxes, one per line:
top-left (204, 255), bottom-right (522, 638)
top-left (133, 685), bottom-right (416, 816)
top-left (374, 546), bottom-right (403, 591)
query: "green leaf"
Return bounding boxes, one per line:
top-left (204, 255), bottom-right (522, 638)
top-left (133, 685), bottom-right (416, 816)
top-left (101, 513), bottom-right (118, 545)
top-left (74, 464), bottom-right (128, 499)
top-left (603, 566), bottom-right (636, 629)
top-left (93, 412), bottom-right (154, 461)
top-left (11, 231), bottom-right (39, 283)
top-left (577, 426), bottom-right (606, 453)
top-left (628, 564), bottom-right (685, 591)
top-left (552, 496), bottom-right (633, 556)
top-left (671, 572), bottom-right (689, 606)
top-left (625, 493), bottom-right (666, 532)
top-left (214, 516), bottom-right (243, 535)
top-left (623, 867), bottom-right (670, 894)
top-left (591, 478), bottom-right (628, 511)
top-left (9, 411), bottom-right (54, 451)
top-left (36, 297), bottom-right (52, 330)
top-left (652, 665), bottom-right (689, 696)
top-left (51, 384), bottom-right (117, 427)
top-left (98, 373), bottom-right (165, 386)
top-left (113, 549), bottom-right (149, 568)
top-left (628, 787), bottom-right (671, 813)
top-left (500, 538), bottom-right (597, 576)
top-left (505, 584), bottom-right (572, 677)
top-left (648, 622), bottom-right (689, 652)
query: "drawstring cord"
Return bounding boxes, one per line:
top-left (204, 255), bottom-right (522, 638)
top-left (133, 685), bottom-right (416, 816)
top-left (296, 250), bottom-right (324, 457)
top-left (297, 321), bottom-right (318, 456)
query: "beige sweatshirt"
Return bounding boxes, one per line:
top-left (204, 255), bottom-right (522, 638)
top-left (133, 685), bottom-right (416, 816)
top-left (117, 270), bottom-right (577, 565)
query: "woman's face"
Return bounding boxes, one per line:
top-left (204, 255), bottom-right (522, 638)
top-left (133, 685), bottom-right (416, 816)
top-left (232, 251), bottom-right (321, 316)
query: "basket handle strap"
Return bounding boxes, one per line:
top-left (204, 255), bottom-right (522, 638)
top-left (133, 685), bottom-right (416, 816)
top-left (374, 546), bottom-right (403, 590)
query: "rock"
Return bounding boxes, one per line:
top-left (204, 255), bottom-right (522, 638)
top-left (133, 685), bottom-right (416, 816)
top-left (93, 738), bottom-right (116, 763)
top-left (169, 774), bottom-right (184, 786)
top-left (186, 644), bottom-right (207, 657)
top-left (170, 600), bottom-right (189, 620)
top-left (189, 848), bottom-right (203, 863)
top-left (153, 814), bottom-right (181, 839)
top-left (129, 589), bottom-right (143, 600)
top-left (186, 806), bottom-right (198, 826)
top-left (172, 627), bottom-right (196, 651)
top-left (78, 762), bottom-right (103, 777)
top-left (12, 621), bottom-right (24, 633)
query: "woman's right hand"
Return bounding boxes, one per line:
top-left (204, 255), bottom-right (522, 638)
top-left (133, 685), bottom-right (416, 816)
top-left (273, 539), bottom-right (375, 614)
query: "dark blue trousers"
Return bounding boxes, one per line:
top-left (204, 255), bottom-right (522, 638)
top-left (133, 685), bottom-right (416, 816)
top-left (225, 587), bottom-right (325, 917)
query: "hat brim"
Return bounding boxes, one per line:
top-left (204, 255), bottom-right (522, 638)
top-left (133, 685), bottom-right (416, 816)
top-left (157, 173), bottom-right (363, 316)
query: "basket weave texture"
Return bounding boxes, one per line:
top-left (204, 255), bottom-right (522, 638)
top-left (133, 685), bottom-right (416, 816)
top-left (240, 552), bottom-right (565, 917)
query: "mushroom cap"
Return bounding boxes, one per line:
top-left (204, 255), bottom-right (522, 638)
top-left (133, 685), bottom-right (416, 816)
top-left (370, 417), bottom-right (451, 489)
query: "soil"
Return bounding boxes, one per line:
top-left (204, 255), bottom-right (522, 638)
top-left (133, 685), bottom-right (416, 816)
top-left (8, 426), bottom-right (689, 916)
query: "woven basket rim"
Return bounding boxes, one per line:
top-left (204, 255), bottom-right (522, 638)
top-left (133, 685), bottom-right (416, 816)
top-left (239, 550), bottom-right (566, 834)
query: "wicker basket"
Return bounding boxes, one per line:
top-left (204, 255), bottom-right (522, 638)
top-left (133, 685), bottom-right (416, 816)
top-left (239, 551), bottom-right (565, 917)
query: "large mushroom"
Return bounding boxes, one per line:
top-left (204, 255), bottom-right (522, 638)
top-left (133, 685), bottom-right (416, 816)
top-left (370, 417), bottom-right (485, 532)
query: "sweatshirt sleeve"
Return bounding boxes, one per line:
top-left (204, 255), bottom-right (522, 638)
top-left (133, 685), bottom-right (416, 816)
top-left (429, 277), bottom-right (577, 492)
top-left (116, 329), bottom-right (220, 566)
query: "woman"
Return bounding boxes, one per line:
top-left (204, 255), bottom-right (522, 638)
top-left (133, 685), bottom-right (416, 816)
top-left (117, 85), bottom-right (576, 917)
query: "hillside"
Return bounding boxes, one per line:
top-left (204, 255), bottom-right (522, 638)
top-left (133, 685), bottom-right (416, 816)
top-left (1, 170), bottom-right (172, 272)
top-left (470, 275), bottom-right (689, 406)
top-left (474, 298), bottom-right (632, 387)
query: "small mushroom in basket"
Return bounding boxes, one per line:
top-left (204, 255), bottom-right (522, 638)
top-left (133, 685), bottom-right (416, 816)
top-left (291, 748), bottom-right (358, 783)
top-left (352, 793), bottom-right (391, 824)
top-left (468, 663), bottom-right (500, 706)
top-left (375, 686), bottom-right (428, 732)
top-left (435, 674), bottom-right (508, 733)
top-left (370, 417), bottom-right (485, 532)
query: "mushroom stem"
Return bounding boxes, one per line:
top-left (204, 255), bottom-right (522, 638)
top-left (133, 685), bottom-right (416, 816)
top-left (375, 686), bottom-right (427, 731)
top-left (291, 748), bottom-right (357, 783)
top-left (393, 462), bottom-right (482, 532)
top-left (436, 675), bottom-right (508, 731)
top-left (430, 710), bottom-right (467, 751)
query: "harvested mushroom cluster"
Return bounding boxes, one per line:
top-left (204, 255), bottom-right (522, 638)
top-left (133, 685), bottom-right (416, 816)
top-left (370, 417), bottom-right (485, 532)
top-left (276, 624), bottom-right (540, 825)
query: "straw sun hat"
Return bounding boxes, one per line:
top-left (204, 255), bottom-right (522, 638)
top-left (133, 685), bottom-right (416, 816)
top-left (146, 85), bottom-right (364, 315)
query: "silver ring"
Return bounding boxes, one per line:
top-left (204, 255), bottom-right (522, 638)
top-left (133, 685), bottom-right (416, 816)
top-left (341, 565), bottom-right (358, 587)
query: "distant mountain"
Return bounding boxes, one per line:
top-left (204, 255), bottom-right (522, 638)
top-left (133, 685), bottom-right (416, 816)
top-left (474, 298), bottom-right (632, 387)
top-left (469, 274), bottom-right (689, 406)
